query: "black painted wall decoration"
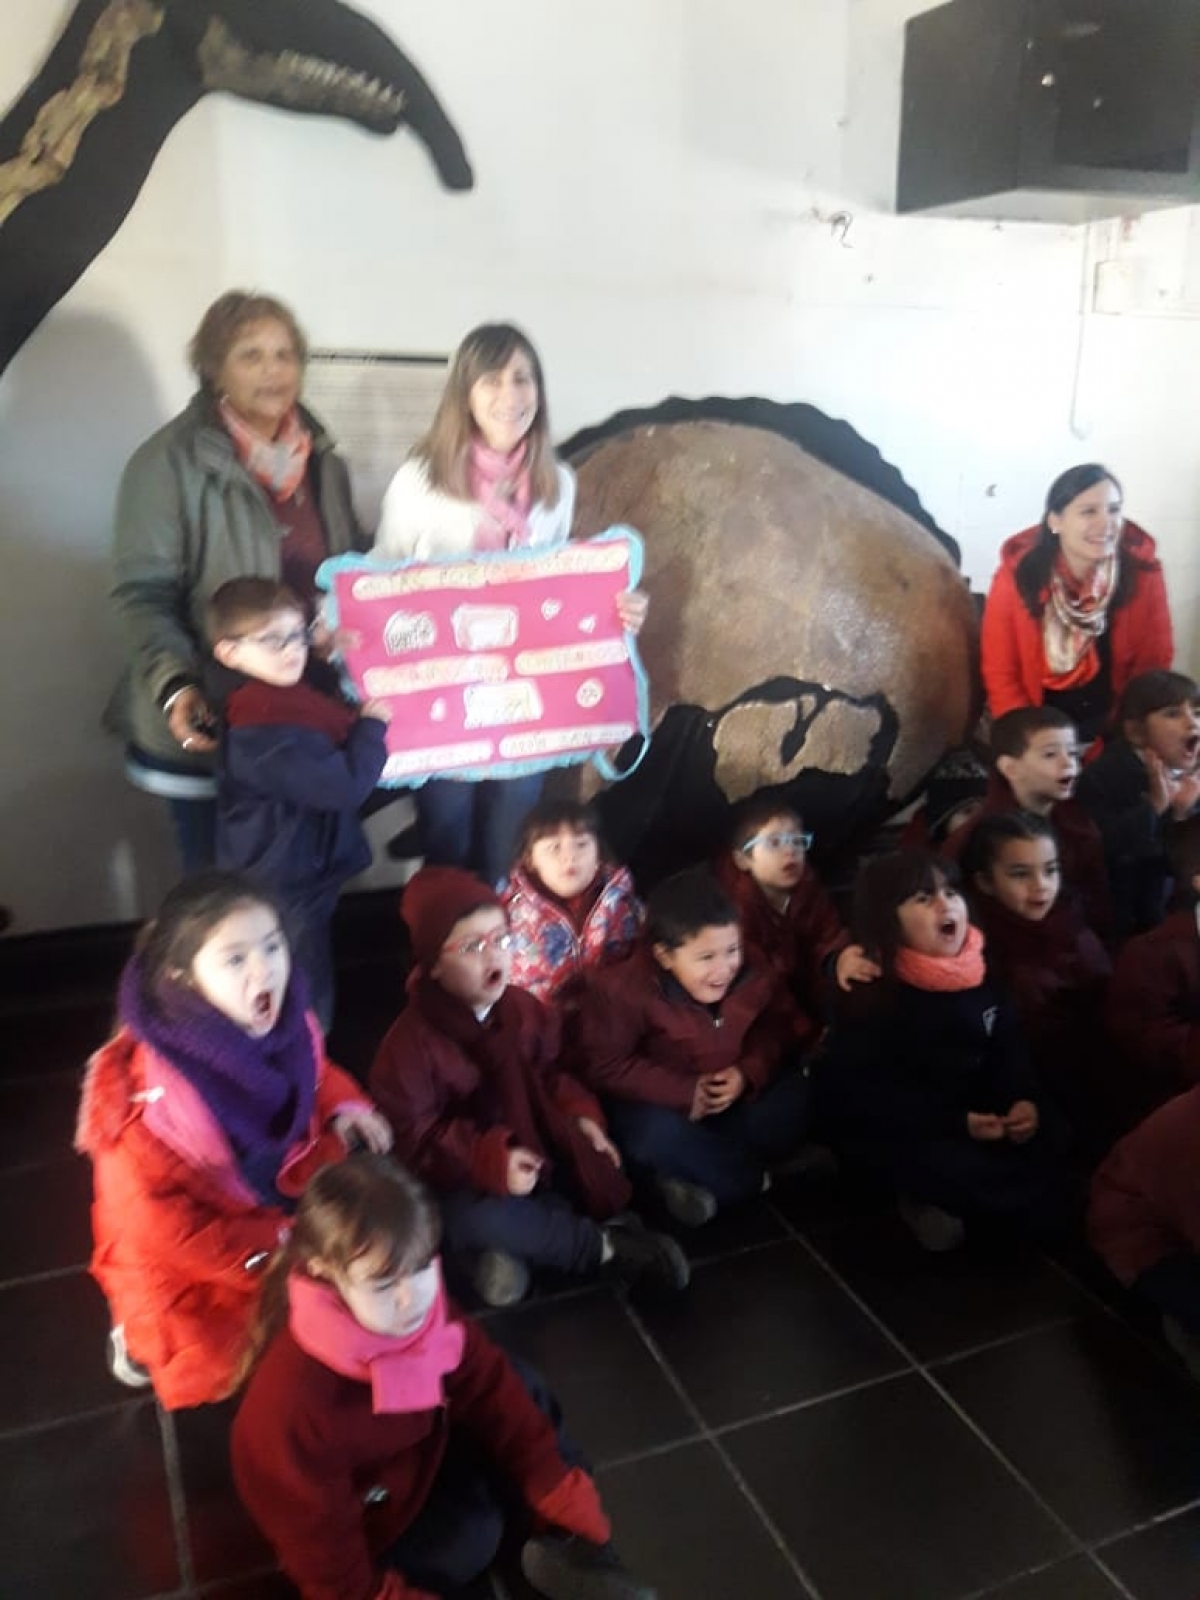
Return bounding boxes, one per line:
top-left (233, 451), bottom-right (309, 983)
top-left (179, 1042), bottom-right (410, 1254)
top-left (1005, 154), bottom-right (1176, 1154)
top-left (0, 0), bottom-right (474, 376)
top-left (562, 398), bottom-right (981, 884)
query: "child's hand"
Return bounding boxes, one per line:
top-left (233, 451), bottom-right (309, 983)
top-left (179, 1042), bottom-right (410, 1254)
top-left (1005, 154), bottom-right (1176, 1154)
top-left (507, 1146), bottom-right (543, 1196)
top-left (1171, 771), bottom-right (1200, 819)
top-left (966, 1111), bottom-right (1006, 1142)
top-left (704, 1065), bottom-right (746, 1114)
top-left (1144, 751), bottom-right (1176, 816)
top-left (576, 1116), bottom-right (622, 1168)
top-left (615, 588), bottom-right (649, 635)
top-left (360, 699), bottom-right (392, 723)
top-left (690, 1076), bottom-right (716, 1121)
top-left (1003, 1100), bottom-right (1039, 1143)
top-left (332, 1108), bottom-right (393, 1153)
top-left (835, 944), bottom-right (882, 991)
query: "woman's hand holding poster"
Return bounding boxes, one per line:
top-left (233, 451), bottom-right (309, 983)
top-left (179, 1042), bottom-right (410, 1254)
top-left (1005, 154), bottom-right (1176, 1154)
top-left (318, 529), bottom-right (649, 784)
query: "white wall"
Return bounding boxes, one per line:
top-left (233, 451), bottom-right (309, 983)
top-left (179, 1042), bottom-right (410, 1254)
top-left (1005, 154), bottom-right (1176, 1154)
top-left (2, 0), bottom-right (1198, 932)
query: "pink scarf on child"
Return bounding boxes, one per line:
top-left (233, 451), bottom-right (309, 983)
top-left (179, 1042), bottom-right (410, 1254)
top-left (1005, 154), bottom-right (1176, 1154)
top-left (468, 437), bottom-right (533, 550)
top-left (220, 397), bottom-right (313, 502)
top-left (893, 924), bottom-right (987, 992)
top-left (287, 1264), bottom-right (465, 1414)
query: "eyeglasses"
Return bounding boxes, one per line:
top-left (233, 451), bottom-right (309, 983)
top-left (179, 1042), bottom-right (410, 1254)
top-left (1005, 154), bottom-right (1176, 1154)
top-left (741, 831), bottom-right (813, 854)
top-left (442, 930), bottom-right (514, 958)
top-left (241, 627), bottom-right (309, 654)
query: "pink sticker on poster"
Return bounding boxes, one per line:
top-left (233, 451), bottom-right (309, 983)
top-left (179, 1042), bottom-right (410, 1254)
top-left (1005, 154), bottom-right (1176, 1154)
top-left (319, 529), bottom-right (648, 785)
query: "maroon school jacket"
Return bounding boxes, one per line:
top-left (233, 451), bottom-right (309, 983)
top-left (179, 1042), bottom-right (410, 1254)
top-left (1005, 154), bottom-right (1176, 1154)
top-left (1089, 1085), bottom-right (1200, 1285)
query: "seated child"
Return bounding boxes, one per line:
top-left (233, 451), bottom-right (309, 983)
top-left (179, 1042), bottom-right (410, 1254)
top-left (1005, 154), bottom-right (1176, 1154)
top-left (233, 1155), bottom-right (655, 1600)
top-left (1077, 669), bottom-right (1200, 938)
top-left (715, 796), bottom-right (878, 1057)
top-left (207, 577), bottom-right (390, 1030)
top-left (1089, 1085), bottom-right (1200, 1381)
top-left (1104, 815), bottom-right (1200, 1120)
top-left (964, 812), bottom-right (1114, 1153)
top-left (575, 867), bottom-right (811, 1227)
top-left (943, 706), bottom-right (1112, 940)
top-left (821, 851), bottom-right (1062, 1252)
top-left (501, 799), bottom-right (642, 1008)
top-left (369, 867), bottom-right (688, 1306)
top-left (74, 871), bottom-right (391, 1408)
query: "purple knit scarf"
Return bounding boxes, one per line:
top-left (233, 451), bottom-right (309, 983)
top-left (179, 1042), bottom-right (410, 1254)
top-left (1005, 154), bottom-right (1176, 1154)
top-left (118, 957), bottom-right (318, 1206)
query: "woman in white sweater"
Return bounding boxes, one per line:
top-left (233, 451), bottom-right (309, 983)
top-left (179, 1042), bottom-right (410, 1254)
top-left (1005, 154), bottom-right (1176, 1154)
top-left (374, 323), bottom-right (645, 885)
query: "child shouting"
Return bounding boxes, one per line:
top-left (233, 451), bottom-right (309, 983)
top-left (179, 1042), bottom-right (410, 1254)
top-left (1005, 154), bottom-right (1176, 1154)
top-left (207, 576), bottom-right (390, 1029)
top-left (576, 867), bottom-right (811, 1227)
top-left (369, 867), bottom-right (687, 1306)
top-left (232, 1154), bottom-right (656, 1600)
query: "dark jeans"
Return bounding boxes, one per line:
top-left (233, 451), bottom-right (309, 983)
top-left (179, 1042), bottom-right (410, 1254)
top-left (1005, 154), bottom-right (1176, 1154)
top-left (440, 1189), bottom-right (605, 1278)
top-left (167, 797), bottom-right (218, 874)
top-left (416, 773), bottom-right (544, 888)
top-left (1136, 1253), bottom-right (1200, 1336)
top-left (605, 1068), bottom-right (813, 1209)
top-left (289, 906), bottom-right (335, 1035)
top-left (381, 1355), bottom-right (584, 1593)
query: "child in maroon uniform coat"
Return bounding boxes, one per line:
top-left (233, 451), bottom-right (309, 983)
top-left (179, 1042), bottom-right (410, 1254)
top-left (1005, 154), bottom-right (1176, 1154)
top-left (232, 1155), bottom-right (655, 1600)
top-left (576, 867), bottom-right (810, 1227)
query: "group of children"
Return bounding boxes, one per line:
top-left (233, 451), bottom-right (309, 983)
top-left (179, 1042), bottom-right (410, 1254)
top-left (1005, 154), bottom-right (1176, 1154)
top-left (73, 638), bottom-right (1200, 1599)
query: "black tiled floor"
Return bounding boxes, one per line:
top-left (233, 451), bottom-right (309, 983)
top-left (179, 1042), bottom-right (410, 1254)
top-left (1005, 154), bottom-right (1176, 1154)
top-left (7, 931), bottom-right (1200, 1598)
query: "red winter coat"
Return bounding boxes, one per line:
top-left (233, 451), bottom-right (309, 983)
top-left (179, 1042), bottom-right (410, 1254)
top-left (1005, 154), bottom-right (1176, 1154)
top-left (75, 1026), bottom-right (369, 1409)
top-left (1105, 910), bottom-right (1200, 1114)
top-left (369, 979), bottom-right (630, 1218)
top-left (980, 520), bottom-right (1172, 721)
top-left (576, 944), bottom-right (787, 1112)
top-left (232, 1311), bottom-right (569, 1600)
top-left (1089, 1085), bottom-right (1200, 1285)
top-left (714, 856), bottom-right (846, 1054)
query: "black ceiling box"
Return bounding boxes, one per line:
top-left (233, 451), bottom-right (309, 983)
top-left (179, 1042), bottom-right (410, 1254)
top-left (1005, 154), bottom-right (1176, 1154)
top-left (897, 0), bottom-right (1200, 221)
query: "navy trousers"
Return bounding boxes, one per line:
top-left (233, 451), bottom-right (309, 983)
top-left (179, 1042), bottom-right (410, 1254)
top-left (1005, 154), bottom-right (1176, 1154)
top-left (440, 1189), bottom-right (605, 1278)
top-left (416, 773), bottom-right (544, 888)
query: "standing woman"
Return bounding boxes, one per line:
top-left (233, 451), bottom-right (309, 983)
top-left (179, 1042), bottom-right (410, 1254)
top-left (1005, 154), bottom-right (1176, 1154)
top-left (981, 464), bottom-right (1173, 751)
top-left (106, 291), bottom-right (366, 869)
top-left (374, 323), bottom-right (646, 888)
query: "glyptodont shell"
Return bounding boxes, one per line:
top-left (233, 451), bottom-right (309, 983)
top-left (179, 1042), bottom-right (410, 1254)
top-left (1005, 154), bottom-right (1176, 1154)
top-left (568, 410), bottom-right (979, 873)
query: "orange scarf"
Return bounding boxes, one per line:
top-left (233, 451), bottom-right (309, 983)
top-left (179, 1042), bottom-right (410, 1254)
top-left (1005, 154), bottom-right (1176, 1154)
top-left (1042, 552), bottom-right (1118, 687)
top-left (219, 398), bottom-right (312, 502)
top-left (893, 924), bottom-right (986, 992)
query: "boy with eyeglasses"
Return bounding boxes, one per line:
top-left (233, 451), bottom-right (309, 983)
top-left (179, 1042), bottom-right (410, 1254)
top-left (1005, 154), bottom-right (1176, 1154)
top-left (206, 577), bottom-right (389, 1030)
top-left (369, 866), bottom-right (689, 1307)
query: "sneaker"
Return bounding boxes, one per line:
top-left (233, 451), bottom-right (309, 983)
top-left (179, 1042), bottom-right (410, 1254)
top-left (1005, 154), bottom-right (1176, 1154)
top-left (521, 1534), bottom-right (658, 1600)
top-left (1163, 1315), bottom-right (1200, 1382)
top-left (604, 1222), bottom-right (690, 1294)
top-left (898, 1195), bottom-right (965, 1253)
top-left (657, 1177), bottom-right (718, 1228)
top-left (471, 1250), bottom-right (531, 1307)
top-left (107, 1325), bottom-right (152, 1389)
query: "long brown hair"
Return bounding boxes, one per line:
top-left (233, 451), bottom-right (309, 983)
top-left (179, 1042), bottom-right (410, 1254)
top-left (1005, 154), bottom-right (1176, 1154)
top-left (235, 1154), bottom-right (441, 1387)
top-left (414, 322), bottom-right (561, 505)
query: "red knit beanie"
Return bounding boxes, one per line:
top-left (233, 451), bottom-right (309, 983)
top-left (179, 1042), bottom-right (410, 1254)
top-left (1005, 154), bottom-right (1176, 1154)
top-left (401, 866), bottom-right (503, 969)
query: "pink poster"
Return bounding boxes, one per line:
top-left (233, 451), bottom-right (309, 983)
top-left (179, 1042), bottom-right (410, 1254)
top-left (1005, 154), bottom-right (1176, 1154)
top-left (319, 528), bottom-right (649, 785)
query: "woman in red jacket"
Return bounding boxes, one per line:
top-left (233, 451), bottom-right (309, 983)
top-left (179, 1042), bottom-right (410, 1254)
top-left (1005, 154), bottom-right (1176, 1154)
top-left (232, 1154), bottom-right (654, 1600)
top-left (75, 872), bottom-right (391, 1409)
top-left (981, 464), bottom-right (1173, 750)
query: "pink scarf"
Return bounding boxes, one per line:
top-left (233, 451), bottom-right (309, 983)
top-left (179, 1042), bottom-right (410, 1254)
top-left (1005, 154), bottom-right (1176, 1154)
top-left (1042, 551), bottom-right (1118, 684)
top-left (468, 438), bottom-right (533, 551)
top-left (894, 923), bottom-right (987, 992)
top-left (219, 397), bottom-right (313, 502)
top-left (287, 1264), bottom-right (466, 1414)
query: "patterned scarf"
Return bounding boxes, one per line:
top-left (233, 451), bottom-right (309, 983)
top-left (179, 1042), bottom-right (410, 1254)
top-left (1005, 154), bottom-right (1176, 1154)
top-left (893, 923), bottom-right (987, 992)
top-left (118, 957), bottom-right (317, 1204)
top-left (219, 397), bottom-right (313, 502)
top-left (467, 437), bottom-right (533, 551)
top-left (288, 1266), bottom-right (465, 1413)
top-left (1042, 551), bottom-right (1118, 684)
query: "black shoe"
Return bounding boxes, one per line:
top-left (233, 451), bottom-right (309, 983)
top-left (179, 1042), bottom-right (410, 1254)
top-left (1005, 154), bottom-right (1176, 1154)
top-left (604, 1221), bottom-right (689, 1293)
top-left (521, 1535), bottom-right (658, 1600)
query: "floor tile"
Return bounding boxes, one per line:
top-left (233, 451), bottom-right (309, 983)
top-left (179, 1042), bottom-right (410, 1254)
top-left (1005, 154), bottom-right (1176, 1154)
top-left (487, 1287), bottom-right (697, 1464)
top-left (637, 1239), bottom-right (905, 1428)
top-left (173, 1398), bottom-right (276, 1586)
top-left (1099, 1502), bottom-right (1200, 1600)
top-left (937, 1314), bottom-right (1200, 1542)
top-left (724, 1372), bottom-right (1071, 1600)
top-left (976, 1555), bottom-right (1125, 1598)
top-left (0, 1070), bottom-right (81, 1168)
top-left (596, 1439), bottom-right (809, 1599)
top-left (0, 1403), bottom-right (178, 1599)
top-left (804, 1211), bottom-right (1091, 1362)
top-left (0, 1270), bottom-right (118, 1429)
top-left (665, 1193), bottom-right (788, 1265)
top-left (0, 1155), bottom-right (93, 1278)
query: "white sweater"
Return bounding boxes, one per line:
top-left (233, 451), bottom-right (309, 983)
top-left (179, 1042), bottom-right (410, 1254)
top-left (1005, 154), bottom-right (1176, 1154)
top-left (373, 457), bottom-right (576, 561)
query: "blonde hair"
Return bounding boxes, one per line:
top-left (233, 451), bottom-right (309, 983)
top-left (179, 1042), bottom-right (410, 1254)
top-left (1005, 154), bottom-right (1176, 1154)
top-left (415, 322), bottom-right (561, 506)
